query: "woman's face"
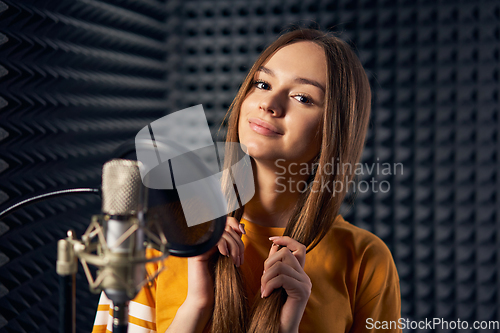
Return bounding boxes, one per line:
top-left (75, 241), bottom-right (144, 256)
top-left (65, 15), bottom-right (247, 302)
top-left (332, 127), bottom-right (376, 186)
top-left (238, 41), bottom-right (327, 167)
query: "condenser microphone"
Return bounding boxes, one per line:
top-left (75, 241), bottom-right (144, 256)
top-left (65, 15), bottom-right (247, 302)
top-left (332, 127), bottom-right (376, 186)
top-left (100, 159), bottom-right (147, 332)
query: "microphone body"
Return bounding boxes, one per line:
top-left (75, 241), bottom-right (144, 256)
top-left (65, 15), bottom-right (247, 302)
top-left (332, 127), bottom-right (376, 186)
top-left (100, 159), bottom-right (148, 331)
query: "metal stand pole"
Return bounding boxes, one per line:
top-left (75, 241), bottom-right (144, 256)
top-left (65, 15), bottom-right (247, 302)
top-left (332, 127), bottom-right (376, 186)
top-left (57, 231), bottom-right (77, 333)
top-left (112, 302), bottom-right (129, 333)
top-left (59, 274), bottom-right (76, 333)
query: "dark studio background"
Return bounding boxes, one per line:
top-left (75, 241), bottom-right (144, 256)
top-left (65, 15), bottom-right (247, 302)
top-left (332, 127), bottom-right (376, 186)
top-left (0, 0), bottom-right (499, 332)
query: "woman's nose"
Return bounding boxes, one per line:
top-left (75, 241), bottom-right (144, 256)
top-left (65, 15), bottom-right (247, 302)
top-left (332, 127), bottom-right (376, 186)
top-left (258, 92), bottom-right (284, 117)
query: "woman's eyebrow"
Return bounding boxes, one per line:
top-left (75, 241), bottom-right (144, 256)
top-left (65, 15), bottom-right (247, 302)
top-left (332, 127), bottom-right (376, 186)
top-left (257, 66), bottom-right (325, 93)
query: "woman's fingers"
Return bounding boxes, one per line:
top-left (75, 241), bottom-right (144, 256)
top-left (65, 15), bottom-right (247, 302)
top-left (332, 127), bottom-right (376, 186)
top-left (261, 236), bottom-right (311, 301)
top-left (216, 237), bottom-right (230, 257)
top-left (264, 246), bottom-right (303, 273)
top-left (268, 236), bottom-right (307, 267)
top-left (262, 240), bottom-right (279, 275)
top-left (261, 261), bottom-right (304, 295)
top-left (226, 216), bottom-right (245, 266)
top-left (225, 225), bottom-right (245, 264)
top-left (227, 217), bottom-right (245, 265)
top-left (227, 216), bottom-right (245, 235)
top-left (268, 241), bottom-right (279, 260)
top-left (215, 217), bottom-right (246, 267)
top-left (218, 232), bottom-right (240, 266)
top-left (261, 271), bottom-right (312, 300)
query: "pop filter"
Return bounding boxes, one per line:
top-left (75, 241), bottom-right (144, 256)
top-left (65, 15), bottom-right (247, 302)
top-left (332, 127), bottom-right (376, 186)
top-left (113, 139), bottom-right (226, 257)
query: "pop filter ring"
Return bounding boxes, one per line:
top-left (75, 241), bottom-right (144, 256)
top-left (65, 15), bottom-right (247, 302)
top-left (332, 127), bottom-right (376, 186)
top-left (113, 140), bottom-right (226, 258)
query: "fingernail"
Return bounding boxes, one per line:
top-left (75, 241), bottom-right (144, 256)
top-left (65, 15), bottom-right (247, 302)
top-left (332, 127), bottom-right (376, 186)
top-left (269, 236), bottom-right (280, 241)
top-left (239, 224), bottom-right (246, 234)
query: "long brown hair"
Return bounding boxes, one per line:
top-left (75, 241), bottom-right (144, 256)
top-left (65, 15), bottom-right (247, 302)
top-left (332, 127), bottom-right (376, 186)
top-left (212, 28), bottom-right (372, 333)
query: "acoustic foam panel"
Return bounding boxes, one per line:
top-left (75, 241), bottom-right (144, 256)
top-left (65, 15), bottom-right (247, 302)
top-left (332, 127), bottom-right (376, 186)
top-left (0, 0), bottom-right (170, 332)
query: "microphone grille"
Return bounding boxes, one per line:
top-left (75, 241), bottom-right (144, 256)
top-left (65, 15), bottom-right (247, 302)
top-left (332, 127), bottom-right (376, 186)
top-left (102, 159), bottom-right (142, 215)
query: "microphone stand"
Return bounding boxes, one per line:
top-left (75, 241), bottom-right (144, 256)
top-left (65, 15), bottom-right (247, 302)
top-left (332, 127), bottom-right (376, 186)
top-left (57, 230), bottom-right (78, 333)
top-left (113, 302), bottom-right (130, 333)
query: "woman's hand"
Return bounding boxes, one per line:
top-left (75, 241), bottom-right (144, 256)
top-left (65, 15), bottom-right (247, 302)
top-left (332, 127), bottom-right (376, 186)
top-left (168, 217), bottom-right (245, 333)
top-left (261, 236), bottom-right (312, 333)
top-left (184, 216), bottom-right (246, 310)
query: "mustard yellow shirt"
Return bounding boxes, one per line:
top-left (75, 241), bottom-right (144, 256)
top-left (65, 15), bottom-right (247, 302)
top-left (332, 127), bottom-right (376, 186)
top-left (92, 215), bottom-right (401, 333)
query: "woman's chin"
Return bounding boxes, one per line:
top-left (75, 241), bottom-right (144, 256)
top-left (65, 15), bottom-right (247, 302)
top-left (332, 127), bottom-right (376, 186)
top-left (247, 152), bottom-right (284, 165)
top-left (239, 140), bottom-right (285, 164)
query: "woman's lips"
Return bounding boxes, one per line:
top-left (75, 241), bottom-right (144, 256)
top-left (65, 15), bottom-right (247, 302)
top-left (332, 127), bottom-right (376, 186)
top-left (248, 118), bottom-right (283, 137)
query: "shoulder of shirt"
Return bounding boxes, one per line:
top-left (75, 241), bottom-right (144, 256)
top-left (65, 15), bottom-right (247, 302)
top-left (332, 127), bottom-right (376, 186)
top-left (324, 215), bottom-right (399, 281)
top-left (325, 216), bottom-right (401, 314)
top-left (328, 215), bottom-right (389, 249)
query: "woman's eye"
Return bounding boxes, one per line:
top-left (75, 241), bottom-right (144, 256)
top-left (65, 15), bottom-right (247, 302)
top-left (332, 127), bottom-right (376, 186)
top-left (254, 80), bottom-right (270, 90)
top-left (294, 94), bottom-right (313, 105)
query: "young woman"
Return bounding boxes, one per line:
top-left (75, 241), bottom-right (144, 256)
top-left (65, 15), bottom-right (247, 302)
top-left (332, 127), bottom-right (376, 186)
top-left (93, 28), bottom-right (401, 333)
